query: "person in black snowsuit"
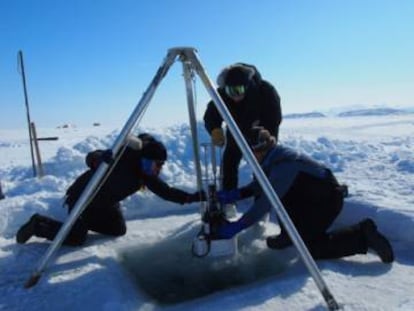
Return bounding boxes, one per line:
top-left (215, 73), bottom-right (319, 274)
top-left (16, 133), bottom-right (205, 246)
top-left (204, 63), bottom-right (282, 194)
top-left (214, 127), bottom-right (394, 263)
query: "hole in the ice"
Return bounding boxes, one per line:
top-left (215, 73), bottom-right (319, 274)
top-left (118, 226), bottom-right (288, 305)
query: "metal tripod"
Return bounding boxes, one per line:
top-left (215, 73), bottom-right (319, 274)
top-left (24, 47), bottom-right (340, 310)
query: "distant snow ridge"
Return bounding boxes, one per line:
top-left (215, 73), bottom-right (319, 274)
top-left (284, 112), bottom-right (326, 119)
top-left (337, 108), bottom-right (406, 117)
top-left (285, 107), bottom-right (414, 119)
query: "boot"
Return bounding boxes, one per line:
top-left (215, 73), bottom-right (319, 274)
top-left (361, 219), bottom-right (394, 263)
top-left (16, 214), bottom-right (64, 244)
top-left (16, 214), bottom-right (40, 244)
top-left (266, 233), bottom-right (292, 249)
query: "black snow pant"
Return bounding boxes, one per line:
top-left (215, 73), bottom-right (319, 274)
top-left (278, 172), bottom-right (368, 259)
top-left (33, 202), bottom-right (127, 246)
top-left (222, 137), bottom-right (243, 191)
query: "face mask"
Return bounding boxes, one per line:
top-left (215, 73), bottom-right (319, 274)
top-left (141, 158), bottom-right (154, 175)
top-left (142, 158), bottom-right (165, 175)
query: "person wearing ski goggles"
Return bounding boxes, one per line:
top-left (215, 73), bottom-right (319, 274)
top-left (224, 84), bottom-right (247, 101)
top-left (203, 63), bottom-right (282, 219)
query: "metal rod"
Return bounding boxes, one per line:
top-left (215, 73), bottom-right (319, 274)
top-left (187, 49), bottom-right (340, 310)
top-left (200, 143), bottom-right (210, 185)
top-left (210, 145), bottom-right (218, 187)
top-left (36, 137), bottom-right (59, 141)
top-left (24, 49), bottom-right (179, 288)
top-left (17, 51), bottom-right (36, 177)
top-left (181, 58), bottom-right (203, 193)
top-left (30, 122), bottom-right (44, 178)
top-left (182, 57), bottom-right (206, 216)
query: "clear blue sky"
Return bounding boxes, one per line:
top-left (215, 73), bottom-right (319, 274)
top-left (1, 0), bottom-right (413, 129)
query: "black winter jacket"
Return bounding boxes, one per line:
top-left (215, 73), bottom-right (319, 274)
top-left (65, 147), bottom-right (191, 209)
top-left (203, 80), bottom-right (282, 142)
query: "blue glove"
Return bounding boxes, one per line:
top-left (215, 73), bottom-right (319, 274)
top-left (216, 189), bottom-right (241, 204)
top-left (216, 221), bottom-right (244, 239)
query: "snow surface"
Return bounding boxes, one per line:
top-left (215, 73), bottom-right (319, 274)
top-left (1, 114), bottom-right (414, 311)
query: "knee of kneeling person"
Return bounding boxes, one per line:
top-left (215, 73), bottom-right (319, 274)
top-left (64, 223), bottom-right (89, 246)
top-left (64, 232), bottom-right (88, 246)
top-left (117, 225), bottom-right (127, 236)
top-left (332, 188), bottom-right (344, 213)
top-left (110, 224), bottom-right (127, 237)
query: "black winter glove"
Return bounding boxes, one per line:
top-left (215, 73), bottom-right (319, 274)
top-left (85, 149), bottom-right (113, 169)
top-left (186, 190), bottom-right (207, 203)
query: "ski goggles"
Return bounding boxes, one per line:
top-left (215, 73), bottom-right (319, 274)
top-left (224, 85), bottom-right (246, 98)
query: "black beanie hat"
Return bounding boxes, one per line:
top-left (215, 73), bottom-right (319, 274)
top-left (141, 140), bottom-right (167, 161)
top-left (224, 66), bottom-right (255, 87)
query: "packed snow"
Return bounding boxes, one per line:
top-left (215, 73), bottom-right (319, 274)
top-left (1, 114), bottom-right (414, 311)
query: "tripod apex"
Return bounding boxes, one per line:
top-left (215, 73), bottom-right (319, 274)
top-left (168, 46), bottom-right (198, 53)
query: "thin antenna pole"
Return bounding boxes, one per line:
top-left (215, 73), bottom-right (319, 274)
top-left (17, 50), bottom-right (36, 177)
